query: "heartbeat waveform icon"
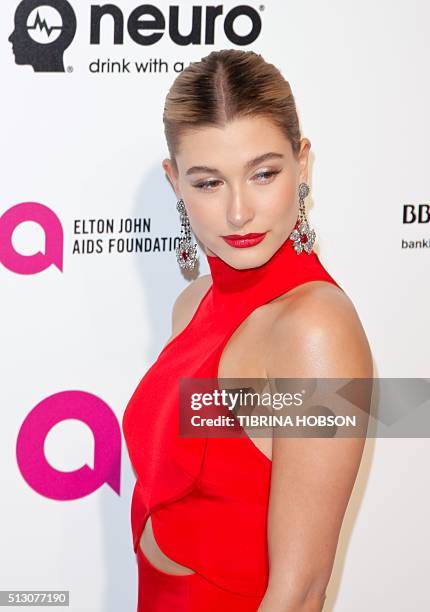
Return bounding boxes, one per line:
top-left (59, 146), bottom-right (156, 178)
top-left (28, 10), bottom-right (62, 38)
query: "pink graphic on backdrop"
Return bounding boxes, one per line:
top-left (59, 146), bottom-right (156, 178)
top-left (0, 201), bottom-right (63, 274)
top-left (16, 391), bottom-right (121, 500)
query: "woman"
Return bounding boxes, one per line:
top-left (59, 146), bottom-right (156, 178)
top-left (122, 49), bottom-right (373, 611)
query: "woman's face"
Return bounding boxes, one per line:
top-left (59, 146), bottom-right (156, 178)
top-left (163, 115), bottom-right (311, 269)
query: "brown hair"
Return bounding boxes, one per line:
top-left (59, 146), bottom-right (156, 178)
top-left (163, 49), bottom-right (302, 173)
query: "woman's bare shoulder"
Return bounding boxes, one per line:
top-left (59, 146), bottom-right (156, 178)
top-left (265, 281), bottom-right (374, 379)
top-left (171, 274), bottom-right (213, 337)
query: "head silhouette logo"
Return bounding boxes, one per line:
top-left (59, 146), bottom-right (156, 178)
top-left (9, 0), bottom-right (76, 72)
top-left (0, 202), bottom-right (63, 274)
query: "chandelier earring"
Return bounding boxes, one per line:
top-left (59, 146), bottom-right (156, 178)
top-left (175, 198), bottom-right (199, 270)
top-left (289, 182), bottom-right (316, 254)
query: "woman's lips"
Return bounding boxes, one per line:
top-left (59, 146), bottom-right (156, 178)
top-left (222, 232), bottom-right (267, 248)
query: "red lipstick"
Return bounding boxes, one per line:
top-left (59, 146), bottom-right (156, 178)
top-left (222, 232), bottom-right (267, 248)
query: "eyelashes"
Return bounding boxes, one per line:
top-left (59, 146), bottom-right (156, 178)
top-left (194, 179), bottom-right (220, 191)
top-left (193, 169), bottom-right (282, 191)
top-left (254, 169), bottom-right (282, 182)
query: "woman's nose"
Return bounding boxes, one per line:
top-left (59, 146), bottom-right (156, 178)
top-left (225, 192), bottom-right (255, 229)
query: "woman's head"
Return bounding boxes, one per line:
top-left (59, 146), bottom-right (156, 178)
top-left (162, 49), bottom-right (311, 269)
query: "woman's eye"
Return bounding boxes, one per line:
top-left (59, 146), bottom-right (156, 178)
top-left (194, 179), bottom-right (221, 191)
top-left (194, 170), bottom-right (281, 191)
top-left (254, 170), bottom-right (281, 182)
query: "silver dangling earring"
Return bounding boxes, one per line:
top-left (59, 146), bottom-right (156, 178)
top-left (289, 182), bottom-right (316, 254)
top-left (175, 198), bottom-right (199, 270)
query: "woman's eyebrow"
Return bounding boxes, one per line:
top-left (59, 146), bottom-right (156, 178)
top-left (185, 152), bottom-right (284, 176)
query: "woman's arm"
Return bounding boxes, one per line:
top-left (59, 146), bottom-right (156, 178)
top-left (258, 283), bottom-right (373, 611)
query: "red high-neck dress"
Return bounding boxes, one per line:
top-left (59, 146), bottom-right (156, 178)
top-left (122, 234), bottom-right (341, 611)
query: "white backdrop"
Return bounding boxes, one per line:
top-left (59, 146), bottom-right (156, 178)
top-left (1, 0), bottom-right (429, 610)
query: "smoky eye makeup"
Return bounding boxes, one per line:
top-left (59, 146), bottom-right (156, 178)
top-left (254, 168), bottom-right (282, 180)
top-left (192, 178), bottom-right (222, 190)
top-left (192, 168), bottom-right (282, 191)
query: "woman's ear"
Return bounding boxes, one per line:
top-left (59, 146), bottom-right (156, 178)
top-left (297, 137), bottom-right (311, 183)
top-left (162, 158), bottom-right (180, 198)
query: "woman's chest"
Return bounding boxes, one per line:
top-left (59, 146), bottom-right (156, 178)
top-left (122, 294), bottom-right (285, 471)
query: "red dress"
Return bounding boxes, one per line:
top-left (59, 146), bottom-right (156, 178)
top-left (122, 234), bottom-right (341, 611)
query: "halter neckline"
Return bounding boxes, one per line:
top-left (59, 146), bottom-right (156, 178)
top-left (205, 231), bottom-right (304, 294)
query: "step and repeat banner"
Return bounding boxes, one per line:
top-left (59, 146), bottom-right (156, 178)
top-left (1, 1), bottom-right (429, 610)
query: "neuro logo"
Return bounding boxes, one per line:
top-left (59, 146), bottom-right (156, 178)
top-left (0, 202), bottom-right (63, 275)
top-left (9, 0), bottom-right (76, 72)
top-left (16, 391), bottom-right (122, 500)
